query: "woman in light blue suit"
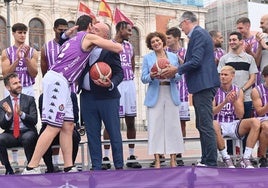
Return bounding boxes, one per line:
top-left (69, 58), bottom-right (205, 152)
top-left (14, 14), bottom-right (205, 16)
top-left (141, 32), bottom-right (184, 168)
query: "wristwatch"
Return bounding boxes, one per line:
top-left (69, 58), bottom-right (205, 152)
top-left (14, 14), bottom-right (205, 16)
top-left (242, 87), bottom-right (246, 92)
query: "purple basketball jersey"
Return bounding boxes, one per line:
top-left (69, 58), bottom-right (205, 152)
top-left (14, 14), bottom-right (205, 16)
top-left (6, 46), bottom-right (35, 87)
top-left (120, 41), bottom-right (134, 80)
top-left (255, 84), bottom-right (268, 117)
top-left (51, 31), bottom-right (92, 84)
top-left (214, 85), bottom-right (240, 122)
top-left (44, 40), bottom-right (60, 69)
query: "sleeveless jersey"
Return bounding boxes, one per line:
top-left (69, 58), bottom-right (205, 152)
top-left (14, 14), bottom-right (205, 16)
top-left (255, 83), bottom-right (268, 117)
top-left (166, 47), bottom-right (188, 102)
top-left (51, 31), bottom-right (92, 84)
top-left (214, 47), bottom-right (225, 62)
top-left (44, 39), bottom-right (77, 92)
top-left (6, 46), bottom-right (35, 87)
top-left (120, 41), bottom-right (134, 80)
top-left (214, 85), bottom-right (240, 123)
top-left (44, 40), bottom-right (60, 69)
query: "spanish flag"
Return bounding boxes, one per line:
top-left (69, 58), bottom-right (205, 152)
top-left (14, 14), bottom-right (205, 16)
top-left (78, 2), bottom-right (97, 22)
top-left (98, 0), bottom-right (113, 21)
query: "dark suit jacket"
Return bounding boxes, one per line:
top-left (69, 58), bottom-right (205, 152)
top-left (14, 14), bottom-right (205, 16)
top-left (79, 49), bottom-right (124, 99)
top-left (0, 94), bottom-right (38, 132)
top-left (178, 26), bottom-right (220, 94)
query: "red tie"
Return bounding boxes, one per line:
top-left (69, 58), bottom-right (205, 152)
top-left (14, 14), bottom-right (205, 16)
top-left (13, 97), bottom-right (20, 138)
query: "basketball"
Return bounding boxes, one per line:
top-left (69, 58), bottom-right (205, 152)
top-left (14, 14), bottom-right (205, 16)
top-left (151, 58), bottom-right (170, 78)
top-left (89, 62), bottom-right (112, 81)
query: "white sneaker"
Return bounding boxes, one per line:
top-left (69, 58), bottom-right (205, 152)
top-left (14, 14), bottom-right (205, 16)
top-left (22, 166), bottom-right (41, 175)
top-left (65, 166), bottom-right (78, 173)
top-left (196, 162), bottom-right (207, 167)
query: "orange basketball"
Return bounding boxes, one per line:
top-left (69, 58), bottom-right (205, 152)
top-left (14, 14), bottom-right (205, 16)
top-left (89, 62), bottom-right (112, 81)
top-left (151, 58), bottom-right (170, 78)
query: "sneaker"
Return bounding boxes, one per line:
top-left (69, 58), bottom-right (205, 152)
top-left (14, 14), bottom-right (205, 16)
top-left (176, 154), bottom-right (184, 166)
top-left (66, 166), bottom-right (78, 172)
top-left (126, 155), bottom-right (142, 168)
top-left (222, 157), bottom-right (235, 168)
top-left (101, 157), bottom-right (111, 170)
top-left (150, 155), bottom-right (165, 167)
top-left (259, 157), bottom-right (268, 168)
top-left (240, 158), bottom-right (254, 168)
top-left (196, 162), bottom-right (207, 167)
top-left (22, 166), bottom-right (41, 175)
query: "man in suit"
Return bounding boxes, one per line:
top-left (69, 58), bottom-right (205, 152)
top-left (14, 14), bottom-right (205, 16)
top-left (162, 11), bottom-right (220, 167)
top-left (79, 22), bottom-right (124, 170)
top-left (0, 73), bottom-right (38, 175)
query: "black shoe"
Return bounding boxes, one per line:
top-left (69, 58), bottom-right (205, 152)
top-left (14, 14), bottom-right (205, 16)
top-left (126, 155), bottom-right (142, 168)
top-left (176, 154), bottom-right (184, 166)
top-left (150, 155), bottom-right (165, 167)
top-left (101, 157), bottom-right (111, 170)
top-left (5, 170), bottom-right (14, 175)
top-left (259, 157), bottom-right (268, 168)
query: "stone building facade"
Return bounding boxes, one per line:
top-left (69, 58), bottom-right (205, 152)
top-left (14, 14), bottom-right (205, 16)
top-left (0, 0), bottom-right (206, 129)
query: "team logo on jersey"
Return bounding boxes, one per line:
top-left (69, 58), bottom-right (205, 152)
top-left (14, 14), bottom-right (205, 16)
top-left (59, 104), bottom-right (64, 111)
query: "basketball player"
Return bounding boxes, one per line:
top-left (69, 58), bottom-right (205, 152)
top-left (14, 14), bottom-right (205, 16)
top-left (213, 65), bottom-right (260, 168)
top-left (102, 21), bottom-right (141, 169)
top-left (1, 22), bottom-right (38, 171)
top-left (40, 18), bottom-right (81, 173)
top-left (22, 17), bottom-right (123, 174)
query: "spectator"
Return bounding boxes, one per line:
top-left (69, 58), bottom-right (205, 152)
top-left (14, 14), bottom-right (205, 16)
top-left (213, 65), bottom-right (260, 168)
top-left (0, 73), bottom-right (38, 175)
top-left (141, 31), bottom-right (184, 168)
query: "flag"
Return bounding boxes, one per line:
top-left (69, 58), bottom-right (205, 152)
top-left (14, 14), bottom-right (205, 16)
top-left (114, 8), bottom-right (134, 27)
top-left (78, 2), bottom-right (97, 21)
top-left (98, 0), bottom-right (113, 21)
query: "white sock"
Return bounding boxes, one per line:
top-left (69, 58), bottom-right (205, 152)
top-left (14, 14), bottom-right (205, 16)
top-left (243, 147), bottom-right (253, 159)
top-left (219, 148), bottom-right (230, 159)
top-left (104, 149), bottom-right (110, 158)
top-left (12, 151), bottom-right (18, 163)
top-left (52, 155), bottom-right (59, 165)
top-left (129, 148), bottom-right (134, 156)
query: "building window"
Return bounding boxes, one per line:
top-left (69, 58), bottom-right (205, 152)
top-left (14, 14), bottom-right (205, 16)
top-left (29, 18), bottom-right (45, 51)
top-left (0, 17), bottom-right (7, 54)
top-left (129, 27), bottom-right (140, 56)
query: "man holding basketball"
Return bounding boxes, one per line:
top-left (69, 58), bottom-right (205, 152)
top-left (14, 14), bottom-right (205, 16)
top-left (79, 22), bottom-right (124, 170)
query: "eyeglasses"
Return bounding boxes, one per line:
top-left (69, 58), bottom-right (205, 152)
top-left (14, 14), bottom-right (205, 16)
top-left (179, 19), bottom-right (187, 28)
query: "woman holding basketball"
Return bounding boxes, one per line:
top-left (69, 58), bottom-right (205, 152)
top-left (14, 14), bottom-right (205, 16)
top-left (141, 31), bottom-right (184, 168)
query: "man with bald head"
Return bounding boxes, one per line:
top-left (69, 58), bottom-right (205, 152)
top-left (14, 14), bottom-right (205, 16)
top-left (79, 22), bottom-right (124, 170)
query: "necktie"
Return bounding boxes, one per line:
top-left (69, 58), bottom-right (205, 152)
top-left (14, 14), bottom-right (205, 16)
top-left (13, 97), bottom-right (20, 138)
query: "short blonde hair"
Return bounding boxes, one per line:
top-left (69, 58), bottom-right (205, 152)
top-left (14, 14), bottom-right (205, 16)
top-left (221, 65), bottom-right (235, 74)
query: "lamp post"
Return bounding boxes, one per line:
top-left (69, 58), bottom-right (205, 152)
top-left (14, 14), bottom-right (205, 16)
top-left (4, 0), bottom-right (23, 46)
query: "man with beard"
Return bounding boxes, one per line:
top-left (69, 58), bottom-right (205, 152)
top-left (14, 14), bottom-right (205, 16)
top-left (209, 30), bottom-right (226, 66)
top-left (0, 73), bottom-right (38, 175)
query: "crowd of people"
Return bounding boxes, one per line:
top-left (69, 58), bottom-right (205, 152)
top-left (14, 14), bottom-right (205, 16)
top-left (1, 10), bottom-right (268, 175)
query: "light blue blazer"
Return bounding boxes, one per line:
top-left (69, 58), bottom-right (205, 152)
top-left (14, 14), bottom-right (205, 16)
top-left (141, 51), bottom-right (181, 108)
